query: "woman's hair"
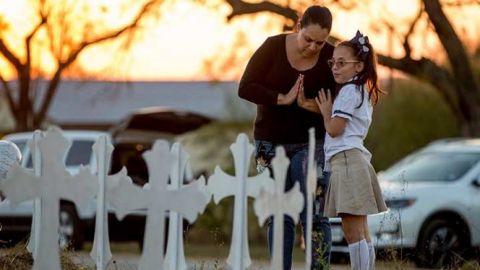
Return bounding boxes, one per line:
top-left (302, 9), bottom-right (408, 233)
top-left (299, 5), bottom-right (332, 32)
top-left (337, 39), bottom-right (383, 105)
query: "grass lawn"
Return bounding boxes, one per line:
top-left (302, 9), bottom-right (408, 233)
top-left (81, 241), bottom-right (439, 269)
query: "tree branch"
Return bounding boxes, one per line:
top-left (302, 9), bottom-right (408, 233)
top-left (34, 67), bottom-right (62, 126)
top-left (0, 39), bottom-right (23, 71)
top-left (225, 0), bottom-right (298, 23)
top-left (26, 10), bottom-right (48, 67)
top-left (23, 7), bottom-right (48, 109)
top-left (84, 0), bottom-right (160, 46)
top-left (442, 0), bottom-right (480, 7)
top-left (34, 0), bottom-right (162, 126)
top-left (326, 0), bottom-right (359, 10)
top-left (377, 54), bottom-right (462, 118)
top-left (403, 7), bottom-right (424, 57)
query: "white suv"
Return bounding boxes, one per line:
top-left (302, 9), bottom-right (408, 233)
top-left (330, 138), bottom-right (480, 268)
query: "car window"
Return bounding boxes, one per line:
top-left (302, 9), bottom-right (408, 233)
top-left (111, 142), bottom-right (149, 186)
top-left (10, 140), bottom-right (26, 153)
top-left (9, 140), bottom-right (31, 168)
top-left (25, 140), bottom-right (94, 168)
top-left (66, 141), bottom-right (94, 166)
top-left (26, 156), bottom-right (33, 168)
top-left (381, 152), bottom-right (480, 182)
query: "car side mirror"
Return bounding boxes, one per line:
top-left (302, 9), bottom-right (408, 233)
top-left (473, 178), bottom-right (480, 188)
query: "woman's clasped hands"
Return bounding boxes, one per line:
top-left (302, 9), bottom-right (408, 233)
top-left (277, 74), bottom-right (304, 105)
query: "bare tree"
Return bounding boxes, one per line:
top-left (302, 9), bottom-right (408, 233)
top-left (0, 0), bottom-right (164, 131)
top-left (222, 0), bottom-right (480, 136)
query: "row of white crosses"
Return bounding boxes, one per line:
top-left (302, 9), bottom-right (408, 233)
top-left (0, 127), bottom-right (209, 270)
top-left (0, 126), bottom-right (319, 270)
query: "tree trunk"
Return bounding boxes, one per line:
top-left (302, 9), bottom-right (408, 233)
top-left (460, 109), bottom-right (480, 136)
top-left (17, 72), bottom-right (31, 132)
top-left (423, 0), bottom-right (480, 136)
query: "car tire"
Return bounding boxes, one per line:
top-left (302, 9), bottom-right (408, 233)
top-left (59, 203), bottom-right (84, 250)
top-left (416, 218), bottom-right (469, 268)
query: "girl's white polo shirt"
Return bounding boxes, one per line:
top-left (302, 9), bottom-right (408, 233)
top-left (324, 83), bottom-right (372, 166)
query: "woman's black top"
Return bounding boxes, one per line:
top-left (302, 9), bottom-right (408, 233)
top-left (238, 34), bottom-right (335, 144)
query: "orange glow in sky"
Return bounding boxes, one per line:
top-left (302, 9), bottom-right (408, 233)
top-left (0, 0), bottom-right (479, 81)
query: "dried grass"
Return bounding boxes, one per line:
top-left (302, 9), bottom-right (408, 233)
top-left (0, 243), bottom-right (90, 270)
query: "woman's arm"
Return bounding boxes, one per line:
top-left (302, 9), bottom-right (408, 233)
top-left (238, 37), bottom-right (280, 105)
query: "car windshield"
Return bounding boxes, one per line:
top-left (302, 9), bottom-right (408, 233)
top-left (381, 151), bottom-right (480, 182)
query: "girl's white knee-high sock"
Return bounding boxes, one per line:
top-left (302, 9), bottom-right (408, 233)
top-left (348, 239), bottom-right (369, 270)
top-left (367, 241), bottom-right (375, 270)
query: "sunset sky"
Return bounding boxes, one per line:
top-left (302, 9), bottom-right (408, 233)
top-left (0, 0), bottom-right (479, 81)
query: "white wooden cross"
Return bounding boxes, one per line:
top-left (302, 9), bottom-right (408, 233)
top-left (0, 126), bottom-right (97, 270)
top-left (108, 140), bottom-right (209, 270)
top-left (90, 136), bottom-right (132, 270)
top-left (164, 142), bottom-right (210, 270)
top-left (305, 128), bottom-right (317, 270)
top-left (26, 131), bottom-right (42, 259)
top-left (253, 146), bottom-right (304, 270)
top-left (207, 133), bottom-right (274, 270)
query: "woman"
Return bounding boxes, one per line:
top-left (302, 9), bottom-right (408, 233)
top-left (238, 5), bottom-right (336, 269)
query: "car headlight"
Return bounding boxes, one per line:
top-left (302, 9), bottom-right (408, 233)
top-left (385, 198), bottom-right (416, 209)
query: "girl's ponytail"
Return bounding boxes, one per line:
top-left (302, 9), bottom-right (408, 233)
top-left (339, 31), bottom-right (383, 105)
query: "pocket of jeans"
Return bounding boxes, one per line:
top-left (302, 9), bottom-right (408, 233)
top-left (255, 141), bottom-right (276, 173)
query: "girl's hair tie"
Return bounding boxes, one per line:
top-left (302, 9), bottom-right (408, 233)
top-left (349, 30), bottom-right (370, 61)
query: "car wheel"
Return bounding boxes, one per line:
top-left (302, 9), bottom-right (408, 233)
top-left (59, 204), bottom-right (84, 250)
top-left (416, 218), bottom-right (469, 268)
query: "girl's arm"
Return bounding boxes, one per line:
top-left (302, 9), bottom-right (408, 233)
top-left (315, 89), bottom-right (347, 137)
top-left (324, 116), bottom-right (347, 138)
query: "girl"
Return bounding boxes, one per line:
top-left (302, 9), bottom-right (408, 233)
top-left (315, 31), bottom-right (387, 270)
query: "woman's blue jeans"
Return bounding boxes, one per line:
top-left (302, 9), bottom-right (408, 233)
top-left (255, 140), bottom-right (331, 270)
